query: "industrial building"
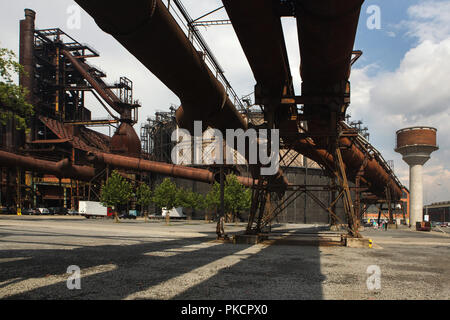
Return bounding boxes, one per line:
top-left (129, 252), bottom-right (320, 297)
top-left (1, 1), bottom-right (409, 238)
top-left (1, 9), bottom-right (142, 212)
top-left (424, 202), bottom-right (450, 223)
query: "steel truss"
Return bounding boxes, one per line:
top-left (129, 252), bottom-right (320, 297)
top-left (245, 124), bottom-right (371, 238)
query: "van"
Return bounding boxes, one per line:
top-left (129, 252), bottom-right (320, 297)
top-left (37, 208), bottom-right (50, 215)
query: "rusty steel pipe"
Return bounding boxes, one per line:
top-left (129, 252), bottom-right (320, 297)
top-left (222, 0), bottom-right (401, 202)
top-left (280, 121), bottom-right (402, 200)
top-left (63, 49), bottom-right (129, 119)
top-left (62, 50), bottom-right (121, 113)
top-left (222, 0), bottom-right (293, 98)
top-left (293, 139), bottom-right (402, 200)
top-left (296, 0), bottom-right (364, 88)
top-left (293, 0), bottom-right (402, 200)
top-left (0, 150), bottom-right (95, 181)
top-left (339, 137), bottom-right (402, 200)
top-left (75, 0), bottom-right (288, 192)
top-left (222, 0), bottom-right (399, 200)
top-left (63, 50), bottom-right (141, 155)
top-left (87, 151), bottom-right (258, 188)
top-left (296, 0), bottom-right (364, 147)
top-left (74, 0), bottom-right (246, 133)
top-left (88, 152), bottom-right (213, 183)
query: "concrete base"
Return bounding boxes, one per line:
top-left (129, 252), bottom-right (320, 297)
top-left (330, 224), bottom-right (345, 231)
top-left (233, 234), bottom-right (268, 244)
top-left (387, 223), bottom-right (398, 230)
top-left (345, 237), bottom-right (373, 248)
top-left (330, 225), bottom-right (339, 231)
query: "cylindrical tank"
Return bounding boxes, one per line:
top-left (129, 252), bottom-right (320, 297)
top-left (396, 127), bottom-right (437, 150)
top-left (395, 126), bottom-right (438, 227)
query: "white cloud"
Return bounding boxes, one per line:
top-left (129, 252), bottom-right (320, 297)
top-left (386, 31), bottom-right (396, 38)
top-left (405, 0), bottom-right (450, 43)
top-left (350, 0), bottom-right (450, 203)
top-left (2, 1), bottom-right (448, 202)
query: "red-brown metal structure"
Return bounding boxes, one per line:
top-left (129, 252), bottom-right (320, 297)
top-left (0, 150), bottom-right (95, 181)
top-left (74, 0), bottom-right (246, 134)
top-left (3, 2), bottom-right (407, 238)
top-left (70, 0), bottom-right (405, 236)
top-left (222, 0), bottom-right (403, 236)
top-left (86, 151), bottom-right (256, 188)
top-left (73, 0), bottom-right (289, 192)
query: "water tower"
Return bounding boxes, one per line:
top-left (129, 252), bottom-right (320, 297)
top-left (395, 127), bottom-right (438, 227)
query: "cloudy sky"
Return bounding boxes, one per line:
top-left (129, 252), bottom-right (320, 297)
top-left (0, 0), bottom-right (449, 203)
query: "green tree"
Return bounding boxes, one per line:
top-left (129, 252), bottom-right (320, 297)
top-left (152, 178), bottom-right (179, 224)
top-left (100, 170), bottom-right (133, 223)
top-left (224, 174), bottom-right (251, 222)
top-left (0, 47), bottom-right (34, 130)
top-left (203, 175), bottom-right (252, 223)
top-left (176, 188), bottom-right (205, 220)
top-left (194, 192), bottom-right (206, 211)
top-left (175, 187), bottom-right (189, 208)
top-left (136, 183), bottom-right (152, 222)
top-left (204, 182), bottom-right (220, 222)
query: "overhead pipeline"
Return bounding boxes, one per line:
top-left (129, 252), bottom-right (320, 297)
top-left (0, 150), bottom-right (95, 181)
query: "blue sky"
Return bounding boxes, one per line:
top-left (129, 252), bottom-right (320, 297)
top-left (356, 0), bottom-right (421, 72)
top-left (349, 0), bottom-right (450, 203)
top-left (1, 0), bottom-right (449, 202)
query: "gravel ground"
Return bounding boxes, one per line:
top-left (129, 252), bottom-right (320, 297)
top-left (0, 215), bottom-right (449, 300)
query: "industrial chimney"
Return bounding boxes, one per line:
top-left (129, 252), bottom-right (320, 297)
top-left (19, 9), bottom-right (36, 103)
top-left (395, 127), bottom-right (438, 227)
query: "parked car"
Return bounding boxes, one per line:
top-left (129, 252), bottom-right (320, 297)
top-left (0, 207), bottom-right (16, 215)
top-left (119, 212), bottom-right (137, 220)
top-left (48, 207), bottom-right (69, 215)
top-left (37, 208), bottom-right (50, 215)
top-left (22, 208), bottom-right (38, 215)
top-left (67, 209), bottom-right (79, 215)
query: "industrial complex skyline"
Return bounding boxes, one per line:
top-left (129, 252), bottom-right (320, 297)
top-left (0, 0), bottom-right (448, 202)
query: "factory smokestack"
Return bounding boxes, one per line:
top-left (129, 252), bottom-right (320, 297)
top-left (19, 8), bottom-right (36, 104)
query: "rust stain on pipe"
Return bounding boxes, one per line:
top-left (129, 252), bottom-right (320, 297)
top-left (74, 0), bottom-right (246, 133)
top-left (280, 120), bottom-right (403, 200)
top-left (222, 0), bottom-right (402, 200)
top-left (0, 150), bottom-right (95, 181)
top-left (75, 0), bottom-right (288, 192)
top-left (296, 0), bottom-right (364, 87)
top-left (87, 151), bottom-right (260, 188)
top-left (223, 0), bottom-right (293, 98)
top-left (339, 137), bottom-right (402, 200)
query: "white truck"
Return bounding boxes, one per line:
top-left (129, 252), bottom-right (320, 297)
top-left (161, 207), bottom-right (186, 218)
top-left (78, 201), bottom-right (108, 218)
